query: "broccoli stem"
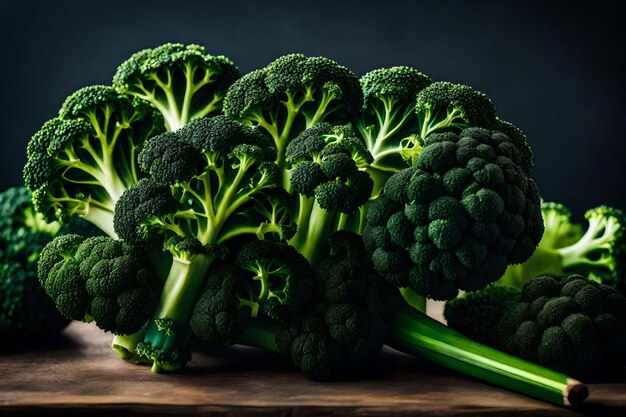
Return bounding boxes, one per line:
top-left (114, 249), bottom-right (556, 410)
top-left (139, 254), bottom-right (212, 372)
top-left (81, 206), bottom-right (117, 239)
top-left (111, 324), bottom-right (149, 363)
top-left (237, 319), bottom-right (280, 352)
top-left (291, 201), bottom-right (335, 265)
top-left (388, 306), bottom-right (588, 407)
top-left (498, 247), bottom-right (563, 290)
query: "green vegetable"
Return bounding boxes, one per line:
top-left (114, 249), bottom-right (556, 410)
top-left (113, 43), bottom-right (239, 131)
top-left (500, 203), bottom-right (626, 290)
top-left (499, 275), bottom-right (626, 379)
top-left (0, 187), bottom-right (98, 340)
top-left (23, 85), bottom-right (165, 237)
top-left (223, 53), bottom-right (362, 171)
top-left (286, 123), bottom-right (374, 263)
top-left (444, 285), bottom-right (521, 346)
top-left (363, 128), bottom-right (543, 300)
top-left (112, 115), bottom-right (291, 371)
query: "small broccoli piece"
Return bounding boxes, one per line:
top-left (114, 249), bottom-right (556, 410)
top-left (191, 240), bottom-right (313, 344)
top-left (364, 128), bottom-right (543, 300)
top-left (23, 85), bottom-right (165, 237)
top-left (284, 123), bottom-right (374, 263)
top-left (353, 67), bottom-right (432, 190)
top-left (500, 203), bottom-right (626, 291)
top-left (498, 275), bottom-right (626, 379)
top-left (38, 235), bottom-right (161, 335)
top-left (444, 285), bottom-right (521, 346)
top-left (113, 115), bottom-right (293, 372)
top-left (223, 54), bottom-right (362, 169)
top-left (113, 43), bottom-right (239, 131)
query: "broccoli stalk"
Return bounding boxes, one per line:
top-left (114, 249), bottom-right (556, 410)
top-left (390, 305), bottom-right (588, 406)
top-left (113, 43), bottom-right (239, 131)
top-left (500, 204), bottom-right (626, 290)
top-left (113, 116), bottom-right (293, 371)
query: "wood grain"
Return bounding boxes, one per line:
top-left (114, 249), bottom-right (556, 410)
top-left (0, 305), bottom-right (624, 416)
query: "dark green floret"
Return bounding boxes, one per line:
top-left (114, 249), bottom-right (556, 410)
top-left (284, 124), bottom-right (374, 263)
top-left (113, 43), bottom-right (239, 131)
top-left (223, 53), bottom-right (362, 169)
top-left (364, 128), bottom-right (543, 300)
top-left (23, 85), bottom-right (165, 237)
top-left (498, 275), bottom-right (626, 379)
top-left (38, 235), bottom-right (161, 335)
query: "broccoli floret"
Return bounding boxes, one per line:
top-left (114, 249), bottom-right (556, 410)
top-left (444, 285), bottom-right (521, 346)
top-left (23, 85), bottom-right (165, 237)
top-left (38, 235), bottom-right (161, 336)
top-left (364, 128), bottom-right (543, 300)
top-left (284, 123), bottom-right (374, 263)
top-left (499, 203), bottom-right (626, 290)
top-left (113, 43), bottom-right (239, 131)
top-left (113, 115), bottom-right (293, 372)
top-left (223, 54), bottom-right (362, 169)
top-left (498, 275), bottom-right (626, 379)
top-left (191, 240), bottom-right (313, 344)
top-left (353, 67), bottom-right (432, 192)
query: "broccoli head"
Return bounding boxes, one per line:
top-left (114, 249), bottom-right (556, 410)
top-left (498, 275), bottom-right (626, 379)
top-left (113, 43), bottom-right (239, 131)
top-left (223, 54), bottom-right (362, 168)
top-left (23, 85), bottom-right (165, 237)
top-left (38, 234), bottom-right (161, 335)
top-left (364, 128), bottom-right (544, 300)
top-left (276, 231), bottom-right (397, 380)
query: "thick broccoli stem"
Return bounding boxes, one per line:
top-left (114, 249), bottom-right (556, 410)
top-left (389, 306), bottom-right (588, 406)
top-left (111, 325), bottom-right (149, 362)
top-left (140, 254), bottom-right (212, 372)
top-left (290, 201), bottom-right (336, 265)
top-left (498, 247), bottom-right (563, 290)
top-left (82, 206), bottom-right (117, 239)
top-left (237, 319), bottom-right (280, 352)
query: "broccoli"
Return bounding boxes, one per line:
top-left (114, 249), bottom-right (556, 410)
top-left (499, 275), bottom-right (626, 379)
top-left (444, 284), bottom-right (521, 346)
top-left (500, 203), bottom-right (626, 290)
top-left (0, 186), bottom-right (100, 341)
top-left (113, 43), bottom-right (239, 131)
top-left (223, 54), bottom-right (362, 170)
top-left (285, 123), bottom-right (374, 262)
top-left (113, 115), bottom-right (292, 371)
top-left (38, 234), bottom-right (162, 336)
top-left (23, 85), bottom-right (165, 237)
top-left (192, 232), bottom-right (394, 380)
top-left (353, 73), bottom-right (533, 197)
top-left (363, 128), bottom-right (543, 300)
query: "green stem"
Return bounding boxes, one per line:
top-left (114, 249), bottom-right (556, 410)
top-left (138, 254), bottom-right (213, 372)
top-left (498, 247), bottom-right (563, 290)
top-left (292, 201), bottom-right (335, 265)
top-left (237, 319), bottom-right (280, 353)
top-left (82, 206), bottom-right (116, 239)
top-left (389, 306), bottom-right (588, 407)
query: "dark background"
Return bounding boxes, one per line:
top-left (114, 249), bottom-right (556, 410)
top-left (1, 0), bottom-right (624, 218)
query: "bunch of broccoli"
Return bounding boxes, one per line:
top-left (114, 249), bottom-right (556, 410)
top-left (26, 43), bottom-right (601, 407)
top-left (0, 187), bottom-right (98, 341)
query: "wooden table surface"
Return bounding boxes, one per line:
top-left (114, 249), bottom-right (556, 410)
top-left (1, 304), bottom-right (625, 416)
